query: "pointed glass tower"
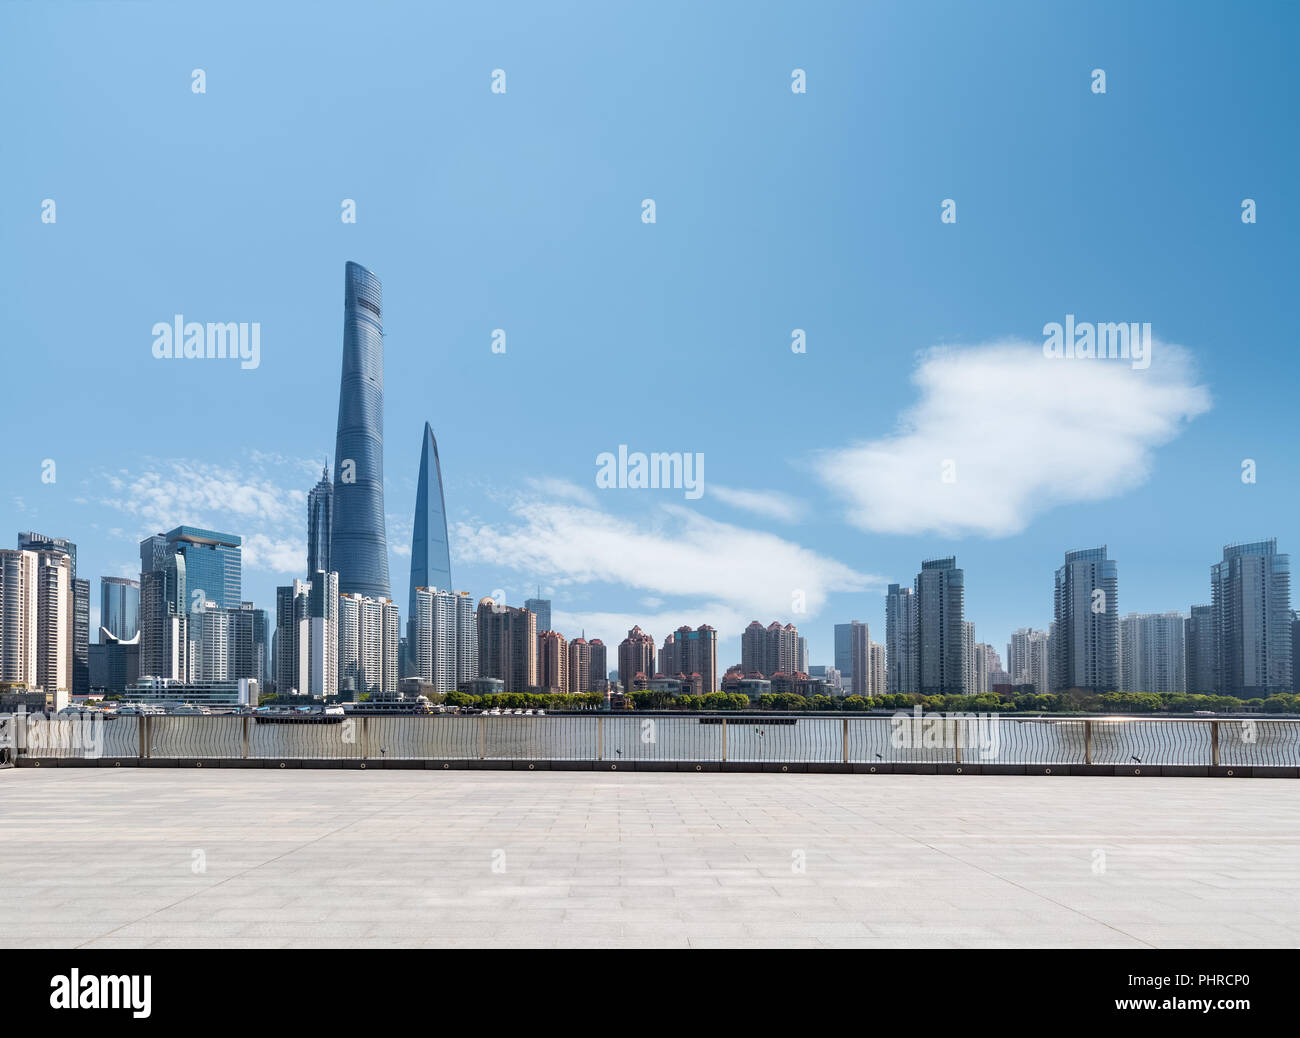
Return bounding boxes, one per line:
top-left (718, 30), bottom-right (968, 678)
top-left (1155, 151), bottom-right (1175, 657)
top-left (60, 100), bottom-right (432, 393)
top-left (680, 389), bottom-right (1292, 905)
top-left (331, 261), bottom-right (390, 600)
top-left (408, 422), bottom-right (453, 621)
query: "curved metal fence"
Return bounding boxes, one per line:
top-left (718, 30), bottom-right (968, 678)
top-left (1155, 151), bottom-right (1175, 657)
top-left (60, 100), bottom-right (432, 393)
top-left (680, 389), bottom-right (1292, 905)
top-left (5, 712), bottom-right (1299, 769)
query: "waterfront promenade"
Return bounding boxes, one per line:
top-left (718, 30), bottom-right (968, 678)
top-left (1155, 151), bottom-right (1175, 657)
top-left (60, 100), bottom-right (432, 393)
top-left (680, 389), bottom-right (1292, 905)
top-left (1, 769), bottom-right (1295, 948)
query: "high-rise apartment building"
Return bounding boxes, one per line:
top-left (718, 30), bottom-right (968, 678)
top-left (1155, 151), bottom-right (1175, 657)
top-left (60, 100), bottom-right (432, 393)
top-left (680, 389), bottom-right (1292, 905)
top-left (17, 533), bottom-right (87, 692)
top-left (1185, 605), bottom-right (1217, 694)
top-left (915, 557), bottom-right (966, 694)
top-left (868, 642), bottom-right (886, 696)
top-left (618, 625), bottom-right (656, 690)
top-left (740, 621), bottom-right (800, 678)
top-left (1210, 539), bottom-right (1292, 696)
top-left (568, 637), bottom-right (592, 695)
top-left (338, 592), bottom-right (400, 699)
top-left (1119, 612), bottom-right (1186, 695)
top-left (331, 261), bottom-right (391, 601)
top-left (588, 639), bottom-right (608, 691)
top-left (1052, 546), bottom-right (1119, 693)
top-left (657, 625), bottom-right (718, 694)
top-left (476, 599), bottom-right (537, 693)
top-left (411, 586), bottom-right (474, 694)
top-left (1008, 628), bottom-right (1051, 692)
top-left (537, 630), bottom-right (569, 693)
top-left (0, 550), bottom-right (39, 688)
top-left (885, 583), bottom-right (917, 695)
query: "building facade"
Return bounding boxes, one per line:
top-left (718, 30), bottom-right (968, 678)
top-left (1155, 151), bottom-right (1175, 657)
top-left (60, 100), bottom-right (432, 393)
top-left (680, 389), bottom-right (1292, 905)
top-left (1052, 546), bottom-right (1119, 693)
top-left (1210, 539), bottom-right (1292, 697)
top-left (331, 260), bottom-right (391, 601)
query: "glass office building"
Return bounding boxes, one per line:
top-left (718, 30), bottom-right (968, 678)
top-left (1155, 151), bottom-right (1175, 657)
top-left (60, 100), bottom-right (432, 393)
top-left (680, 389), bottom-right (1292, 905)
top-left (100, 576), bottom-right (140, 641)
top-left (408, 421), bottom-right (453, 621)
top-left (331, 261), bottom-right (391, 601)
top-left (165, 526), bottom-right (242, 609)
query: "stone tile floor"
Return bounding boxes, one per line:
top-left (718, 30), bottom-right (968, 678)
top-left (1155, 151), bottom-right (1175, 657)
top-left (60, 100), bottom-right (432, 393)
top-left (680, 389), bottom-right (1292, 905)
top-left (1, 769), bottom-right (1295, 948)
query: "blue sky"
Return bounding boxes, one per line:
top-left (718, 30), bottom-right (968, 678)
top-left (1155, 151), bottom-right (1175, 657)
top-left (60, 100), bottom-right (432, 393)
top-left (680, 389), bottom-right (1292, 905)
top-left (2, 0), bottom-right (1297, 669)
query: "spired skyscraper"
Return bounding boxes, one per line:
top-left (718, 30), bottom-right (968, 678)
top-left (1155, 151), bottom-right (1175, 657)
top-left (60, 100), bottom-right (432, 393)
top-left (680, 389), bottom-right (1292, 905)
top-left (407, 421), bottom-right (453, 623)
top-left (307, 466), bottom-right (333, 577)
top-left (331, 261), bottom-right (390, 601)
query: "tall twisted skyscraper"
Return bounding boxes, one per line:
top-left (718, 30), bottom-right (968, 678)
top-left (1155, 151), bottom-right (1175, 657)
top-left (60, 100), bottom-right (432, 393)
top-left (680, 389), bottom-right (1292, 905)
top-left (331, 261), bottom-right (390, 600)
top-left (407, 421), bottom-right (453, 621)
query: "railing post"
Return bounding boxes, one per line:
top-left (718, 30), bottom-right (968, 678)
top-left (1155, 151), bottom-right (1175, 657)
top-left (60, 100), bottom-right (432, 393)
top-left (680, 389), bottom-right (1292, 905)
top-left (241, 714), bottom-right (250, 759)
top-left (362, 715), bottom-right (370, 760)
top-left (478, 713), bottom-right (486, 760)
top-left (842, 718), bottom-right (848, 764)
top-left (721, 718), bottom-right (727, 763)
top-left (596, 715), bottom-right (603, 761)
top-left (954, 716), bottom-right (962, 765)
top-left (1084, 720), bottom-right (1092, 765)
top-left (138, 714), bottom-right (146, 760)
top-left (1211, 720), bottom-right (1219, 766)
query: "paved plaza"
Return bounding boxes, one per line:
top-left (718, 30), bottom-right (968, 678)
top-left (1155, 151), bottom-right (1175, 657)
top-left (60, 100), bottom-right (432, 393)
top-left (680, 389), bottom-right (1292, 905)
top-left (1, 768), bottom-right (1296, 948)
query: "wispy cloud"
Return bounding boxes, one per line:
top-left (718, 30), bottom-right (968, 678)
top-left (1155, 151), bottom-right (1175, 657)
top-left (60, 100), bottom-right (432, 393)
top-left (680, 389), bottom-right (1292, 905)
top-left (709, 484), bottom-right (806, 523)
top-left (452, 490), bottom-right (884, 640)
top-left (811, 341), bottom-right (1211, 538)
top-left (93, 455), bottom-right (317, 575)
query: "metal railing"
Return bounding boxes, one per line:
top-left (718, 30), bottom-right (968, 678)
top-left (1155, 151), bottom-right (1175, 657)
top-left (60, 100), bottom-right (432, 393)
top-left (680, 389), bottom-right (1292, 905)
top-left (5, 713), bottom-right (1300, 771)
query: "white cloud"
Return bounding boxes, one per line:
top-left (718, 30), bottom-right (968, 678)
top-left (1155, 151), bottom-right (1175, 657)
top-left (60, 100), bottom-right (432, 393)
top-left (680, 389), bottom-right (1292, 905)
top-left (709, 484), bottom-right (806, 523)
top-left (452, 493), bottom-right (883, 639)
top-left (241, 533), bottom-right (305, 575)
top-left (94, 455), bottom-right (315, 575)
top-left (811, 341), bottom-right (1211, 538)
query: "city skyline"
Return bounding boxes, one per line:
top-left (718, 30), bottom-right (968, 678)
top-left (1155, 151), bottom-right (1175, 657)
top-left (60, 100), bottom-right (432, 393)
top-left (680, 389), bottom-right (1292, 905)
top-left (4, 4), bottom-right (1298, 674)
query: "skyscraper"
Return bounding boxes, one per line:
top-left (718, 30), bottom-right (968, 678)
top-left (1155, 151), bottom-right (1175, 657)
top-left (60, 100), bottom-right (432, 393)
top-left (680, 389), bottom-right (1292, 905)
top-left (332, 260), bottom-right (390, 601)
top-left (915, 557), bottom-right (966, 694)
top-left (1053, 546), bottom-right (1119, 693)
top-left (740, 621), bottom-right (800, 678)
top-left (477, 598), bottom-right (537, 693)
top-left (275, 579), bottom-right (310, 694)
top-left (1211, 539), bottom-right (1292, 696)
top-left (307, 466), bottom-right (333, 578)
top-left (18, 533), bottom-right (87, 692)
top-left (537, 630), bottom-right (569, 693)
top-left (0, 550), bottom-right (39, 688)
top-left (1185, 605), bottom-right (1217, 693)
top-left (1008, 628), bottom-right (1051, 692)
top-left (1119, 612), bottom-right (1186, 694)
top-left (100, 577), bottom-right (140, 642)
top-left (658, 625), bottom-right (718, 694)
top-left (618, 625), bottom-right (656, 690)
top-left (588, 639), bottom-right (608, 691)
top-left (165, 526), bottom-right (242, 609)
top-left (524, 596), bottom-right (552, 635)
top-left (139, 544), bottom-right (188, 681)
top-left (868, 642), bottom-right (886, 696)
top-left (411, 586), bottom-right (473, 694)
top-left (568, 637), bottom-right (592, 694)
top-left (338, 592), bottom-right (400, 699)
top-left (885, 584), bottom-right (917, 695)
top-left (844, 621), bottom-right (869, 695)
top-left (833, 623), bottom-right (855, 684)
top-left (408, 422), bottom-right (453, 625)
